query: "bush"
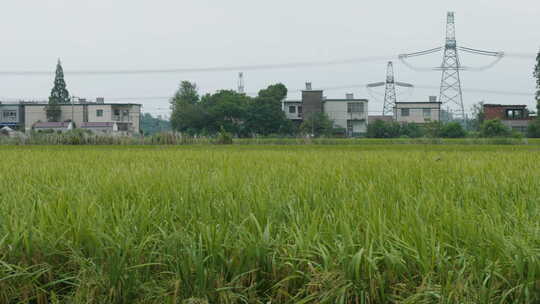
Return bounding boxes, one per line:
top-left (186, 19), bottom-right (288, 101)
top-left (480, 119), bottom-right (511, 138)
top-left (215, 127), bottom-right (233, 144)
top-left (527, 119), bottom-right (540, 138)
top-left (440, 122), bottom-right (467, 138)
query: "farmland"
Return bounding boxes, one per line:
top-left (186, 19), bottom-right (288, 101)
top-left (1, 145), bottom-right (540, 303)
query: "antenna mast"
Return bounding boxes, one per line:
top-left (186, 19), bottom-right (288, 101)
top-left (237, 72), bottom-right (245, 94)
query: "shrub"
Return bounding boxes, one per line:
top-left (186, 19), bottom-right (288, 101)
top-left (527, 119), bottom-right (540, 138)
top-left (440, 122), bottom-right (467, 138)
top-left (215, 127), bottom-right (233, 144)
top-left (480, 119), bottom-right (511, 137)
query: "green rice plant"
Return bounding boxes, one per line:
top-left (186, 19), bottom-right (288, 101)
top-left (0, 145), bottom-right (539, 303)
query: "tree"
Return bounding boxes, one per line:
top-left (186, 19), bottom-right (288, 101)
top-left (528, 52), bottom-right (540, 138)
top-left (244, 84), bottom-right (291, 136)
top-left (366, 120), bottom-right (388, 138)
top-left (170, 81), bottom-right (200, 131)
top-left (480, 119), bottom-right (511, 137)
top-left (440, 122), bottom-right (467, 138)
top-left (140, 113), bottom-right (171, 135)
top-left (46, 59), bottom-right (70, 122)
top-left (535, 49), bottom-right (539, 102)
top-left (470, 101), bottom-right (485, 131)
top-left (300, 112), bottom-right (333, 137)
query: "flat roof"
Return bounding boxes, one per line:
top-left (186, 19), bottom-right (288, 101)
top-left (19, 103), bottom-right (142, 106)
top-left (325, 99), bottom-right (368, 102)
top-left (483, 104), bottom-right (527, 108)
top-left (395, 102), bottom-right (442, 104)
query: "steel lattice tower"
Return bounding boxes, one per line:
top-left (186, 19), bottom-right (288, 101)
top-left (439, 12), bottom-right (464, 120)
top-left (367, 61), bottom-right (413, 116)
top-left (383, 62), bottom-right (398, 116)
top-left (399, 12), bottom-right (504, 122)
top-left (237, 72), bottom-right (245, 94)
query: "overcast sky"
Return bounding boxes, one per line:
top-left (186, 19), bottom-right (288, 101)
top-left (0, 0), bottom-right (538, 117)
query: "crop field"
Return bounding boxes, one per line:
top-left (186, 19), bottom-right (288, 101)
top-left (1, 145), bottom-right (540, 303)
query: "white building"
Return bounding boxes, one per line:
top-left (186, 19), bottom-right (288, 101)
top-left (282, 84), bottom-right (369, 136)
top-left (0, 100), bottom-right (141, 134)
top-left (394, 100), bottom-right (441, 124)
top-left (323, 94), bottom-right (368, 136)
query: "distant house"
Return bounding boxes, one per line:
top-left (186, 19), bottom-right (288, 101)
top-left (483, 104), bottom-right (533, 133)
top-left (394, 97), bottom-right (441, 124)
top-left (282, 83), bottom-right (369, 136)
top-left (0, 99), bottom-right (141, 134)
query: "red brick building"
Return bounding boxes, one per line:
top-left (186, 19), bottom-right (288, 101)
top-left (483, 104), bottom-right (533, 133)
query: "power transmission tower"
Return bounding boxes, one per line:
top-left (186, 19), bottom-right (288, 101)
top-left (399, 12), bottom-right (504, 122)
top-left (367, 61), bottom-right (413, 116)
top-left (237, 72), bottom-right (245, 94)
top-left (439, 12), bottom-right (464, 120)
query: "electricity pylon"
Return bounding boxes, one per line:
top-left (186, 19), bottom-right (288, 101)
top-left (399, 12), bottom-right (504, 121)
top-left (367, 61), bottom-right (413, 116)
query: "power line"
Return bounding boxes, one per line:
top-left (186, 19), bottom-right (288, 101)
top-left (0, 56), bottom-right (394, 76)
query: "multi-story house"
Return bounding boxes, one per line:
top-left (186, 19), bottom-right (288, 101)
top-left (0, 99), bottom-right (141, 134)
top-left (282, 83), bottom-right (369, 136)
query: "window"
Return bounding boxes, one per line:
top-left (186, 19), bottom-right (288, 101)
top-left (2, 111), bottom-right (17, 121)
top-left (401, 108), bottom-right (410, 117)
top-left (113, 109), bottom-right (120, 116)
top-left (506, 109), bottom-right (524, 119)
top-left (423, 108), bottom-right (431, 117)
top-left (96, 109), bottom-right (103, 117)
top-left (298, 106), bottom-right (303, 114)
top-left (289, 106), bottom-right (296, 114)
top-left (347, 102), bottom-right (364, 113)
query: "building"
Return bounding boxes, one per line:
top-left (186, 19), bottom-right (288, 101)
top-left (282, 83), bottom-right (369, 136)
top-left (0, 103), bottom-right (24, 129)
top-left (0, 99), bottom-right (141, 134)
top-left (483, 104), bottom-right (533, 133)
top-left (394, 97), bottom-right (441, 124)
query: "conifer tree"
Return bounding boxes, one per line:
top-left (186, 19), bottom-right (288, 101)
top-left (46, 59), bottom-right (70, 122)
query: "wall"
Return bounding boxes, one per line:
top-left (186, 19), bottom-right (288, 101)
top-left (395, 103), bottom-right (441, 124)
top-left (301, 90), bottom-right (323, 119)
top-left (24, 104), bottom-right (141, 134)
top-left (324, 100), bottom-right (368, 134)
top-left (0, 105), bottom-right (23, 125)
top-left (87, 104), bottom-right (112, 122)
top-left (283, 102), bottom-right (302, 120)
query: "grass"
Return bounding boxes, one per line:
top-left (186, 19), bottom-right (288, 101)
top-left (0, 144), bottom-right (539, 303)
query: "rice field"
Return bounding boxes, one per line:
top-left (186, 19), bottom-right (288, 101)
top-left (1, 145), bottom-right (539, 303)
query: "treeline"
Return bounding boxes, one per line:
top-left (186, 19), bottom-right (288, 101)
top-left (368, 118), bottom-right (540, 139)
top-left (170, 82), bottom-right (296, 137)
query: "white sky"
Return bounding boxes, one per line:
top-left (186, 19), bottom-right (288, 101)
top-left (0, 0), bottom-right (538, 117)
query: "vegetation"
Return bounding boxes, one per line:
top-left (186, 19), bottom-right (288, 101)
top-left (140, 113), bottom-right (171, 135)
top-left (480, 119), bottom-right (511, 137)
top-left (169, 82), bottom-right (291, 137)
top-left (46, 59), bottom-right (71, 122)
top-left (535, 49), bottom-right (539, 102)
top-left (1, 145), bottom-right (540, 303)
top-left (439, 122), bottom-right (467, 138)
top-left (299, 112), bottom-right (334, 137)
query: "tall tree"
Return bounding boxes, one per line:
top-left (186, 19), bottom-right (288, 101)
top-left (535, 49), bottom-right (540, 103)
top-left (244, 84), bottom-right (291, 135)
top-left (170, 81), bottom-right (200, 131)
top-left (46, 59), bottom-right (70, 121)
